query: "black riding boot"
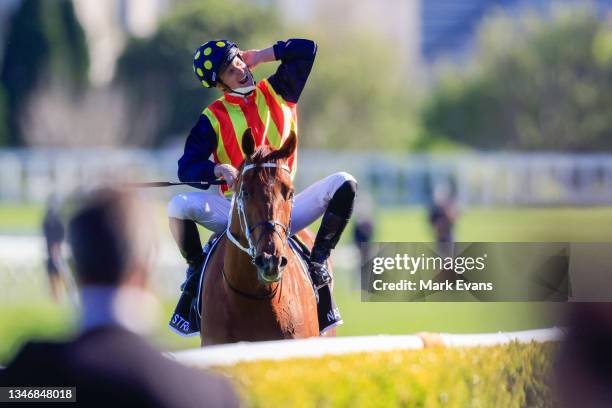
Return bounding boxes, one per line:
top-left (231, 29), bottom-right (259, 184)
top-left (310, 211), bottom-right (350, 288)
top-left (309, 180), bottom-right (357, 289)
top-left (169, 218), bottom-right (205, 296)
top-left (169, 218), bottom-right (205, 336)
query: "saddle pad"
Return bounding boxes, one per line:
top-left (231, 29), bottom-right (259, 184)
top-left (196, 231), bottom-right (226, 319)
top-left (287, 236), bottom-right (316, 294)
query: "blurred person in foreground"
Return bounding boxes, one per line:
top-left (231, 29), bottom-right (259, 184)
top-left (555, 304), bottom-right (612, 408)
top-left (0, 188), bottom-right (239, 407)
top-left (167, 38), bottom-right (356, 335)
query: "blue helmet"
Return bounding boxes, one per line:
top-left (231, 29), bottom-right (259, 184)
top-left (193, 39), bottom-right (239, 88)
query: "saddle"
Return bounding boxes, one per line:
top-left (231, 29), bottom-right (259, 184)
top-left (169, 232), bottom-right (341, 337)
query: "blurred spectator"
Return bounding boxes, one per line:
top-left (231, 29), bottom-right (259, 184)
top-left (428, 182), bottom-right (457, 248)
top-left (42, 194), bottom-right (67, 302)
top-left (353, 196), bottom-right (374, 289)
top-left (0, 188), bottom-right (239, 407)
top-left (428, 181), bottom-right (457, 284)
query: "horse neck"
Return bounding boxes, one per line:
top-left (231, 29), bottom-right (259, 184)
top-left (224, 206), bottom-right (272, 295)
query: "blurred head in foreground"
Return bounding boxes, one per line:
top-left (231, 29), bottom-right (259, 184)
top-left (67, 187), bottom-right (159, 332)
top-left (68, 187), bottom-right (153, 286)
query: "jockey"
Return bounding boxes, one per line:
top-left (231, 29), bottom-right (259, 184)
top-left (168, 38), bottom-right (357, 330)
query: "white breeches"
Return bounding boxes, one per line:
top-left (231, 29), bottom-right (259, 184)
top-left (167, 172), bottom-right (356, 234)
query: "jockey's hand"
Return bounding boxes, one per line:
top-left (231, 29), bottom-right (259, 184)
top-left (214, 164), bottom-right (238, 191)
top-left (239, 49), bottom-right (261, 69)
top-left (239, 47), bottom-right (275, 69)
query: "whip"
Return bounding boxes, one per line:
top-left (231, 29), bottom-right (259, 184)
top-left (125, 180), bottom-right (227, 190)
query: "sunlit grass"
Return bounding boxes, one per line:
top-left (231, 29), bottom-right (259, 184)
top-left (4, 201), bottom-right (612, 241)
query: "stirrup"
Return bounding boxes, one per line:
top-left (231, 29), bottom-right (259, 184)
top-left (310, 261), bottom-right (332, 290)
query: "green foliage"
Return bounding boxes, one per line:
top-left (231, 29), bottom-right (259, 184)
top-left (422, 7), bottom-right (612, 151)
top-left (219, 342), bottom-right (557, 407)
top-left (0, 0), bottom-right (89, 146)
top-left (114, 0), bottom-right (278, 146)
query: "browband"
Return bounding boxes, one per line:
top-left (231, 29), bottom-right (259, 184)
top-left (242, 163), bottom-right (291, 175)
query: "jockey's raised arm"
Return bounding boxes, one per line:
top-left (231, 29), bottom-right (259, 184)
top-left (268, 39), bottom-right (317, 103)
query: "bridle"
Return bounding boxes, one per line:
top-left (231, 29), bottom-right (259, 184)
top-left (226, 162), bottom-right (293, 262)
top-left (223, 161), bottom-right (293, 300)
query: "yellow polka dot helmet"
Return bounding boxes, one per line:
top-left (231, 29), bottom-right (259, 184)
top-left (193, 39), bottom-right (239, 88)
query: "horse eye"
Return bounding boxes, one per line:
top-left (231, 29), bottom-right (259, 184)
top-left (242, 190), bottom-right (249, 199)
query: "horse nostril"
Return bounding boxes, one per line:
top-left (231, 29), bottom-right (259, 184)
top-left (255, 253), bottom-right (276, 270)
top-left (279, 256), bottom-right (288, 269)
top-left (254, 255), bottom-right (266, 269)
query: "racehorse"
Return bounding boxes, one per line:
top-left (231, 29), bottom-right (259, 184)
top-left (200, 128), bottom-right (333, 345)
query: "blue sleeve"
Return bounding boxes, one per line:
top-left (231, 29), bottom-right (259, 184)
top-left (268, 39), bottom-right (317, 103)
top-left (177, 115), bottom-right (217, 185)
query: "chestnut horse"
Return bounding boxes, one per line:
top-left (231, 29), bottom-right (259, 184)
top-left (200, 129), bottom-right (333, 345)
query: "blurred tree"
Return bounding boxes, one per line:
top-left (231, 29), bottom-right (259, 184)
top-left (422, 7), bottom-right (612, 151)
top-left (291, 27), bottom-right (422, 150)
top-left (114, 0), bottom-right (277, 146)
top-left (0, 0), bottom-right (89, 146)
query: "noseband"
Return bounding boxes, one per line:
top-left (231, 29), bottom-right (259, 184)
top-left (226, 162), bottom-right (293, 261)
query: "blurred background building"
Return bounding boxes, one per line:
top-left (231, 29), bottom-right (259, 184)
top-left (421, 0), bottom-right (612, 62)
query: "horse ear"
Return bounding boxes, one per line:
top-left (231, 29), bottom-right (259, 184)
top-left (242, 128), bottom-right (256, 157)
top-left (277, 131), bottom-right (297, 160)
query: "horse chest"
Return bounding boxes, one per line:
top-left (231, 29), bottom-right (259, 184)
top-left (226, 295), bottom-right (309, 340)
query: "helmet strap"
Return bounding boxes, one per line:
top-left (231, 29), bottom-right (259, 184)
top-left (218, 78), bottom-right (255, 97)
top-left (229, 84), bottom-right (256, 97)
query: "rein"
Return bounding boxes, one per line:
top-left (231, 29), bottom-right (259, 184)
top-left (223, 162), bottom-right (292, 299)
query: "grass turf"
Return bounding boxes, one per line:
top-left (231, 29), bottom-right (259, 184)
top-left (6, 202), bottom-right (612, 241)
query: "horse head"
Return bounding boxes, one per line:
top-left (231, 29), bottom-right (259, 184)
top-left (235, 128), bottom-right (297, 284)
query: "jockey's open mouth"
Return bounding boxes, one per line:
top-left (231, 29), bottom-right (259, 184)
top-left (238, 72), bottom-right (250, 86)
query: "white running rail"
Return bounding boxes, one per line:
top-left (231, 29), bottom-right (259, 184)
top-left (168, 327), bottom-right (565, 368)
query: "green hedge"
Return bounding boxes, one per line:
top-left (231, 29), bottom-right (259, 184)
top-left (218, 342), bottom-right (557, 407)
